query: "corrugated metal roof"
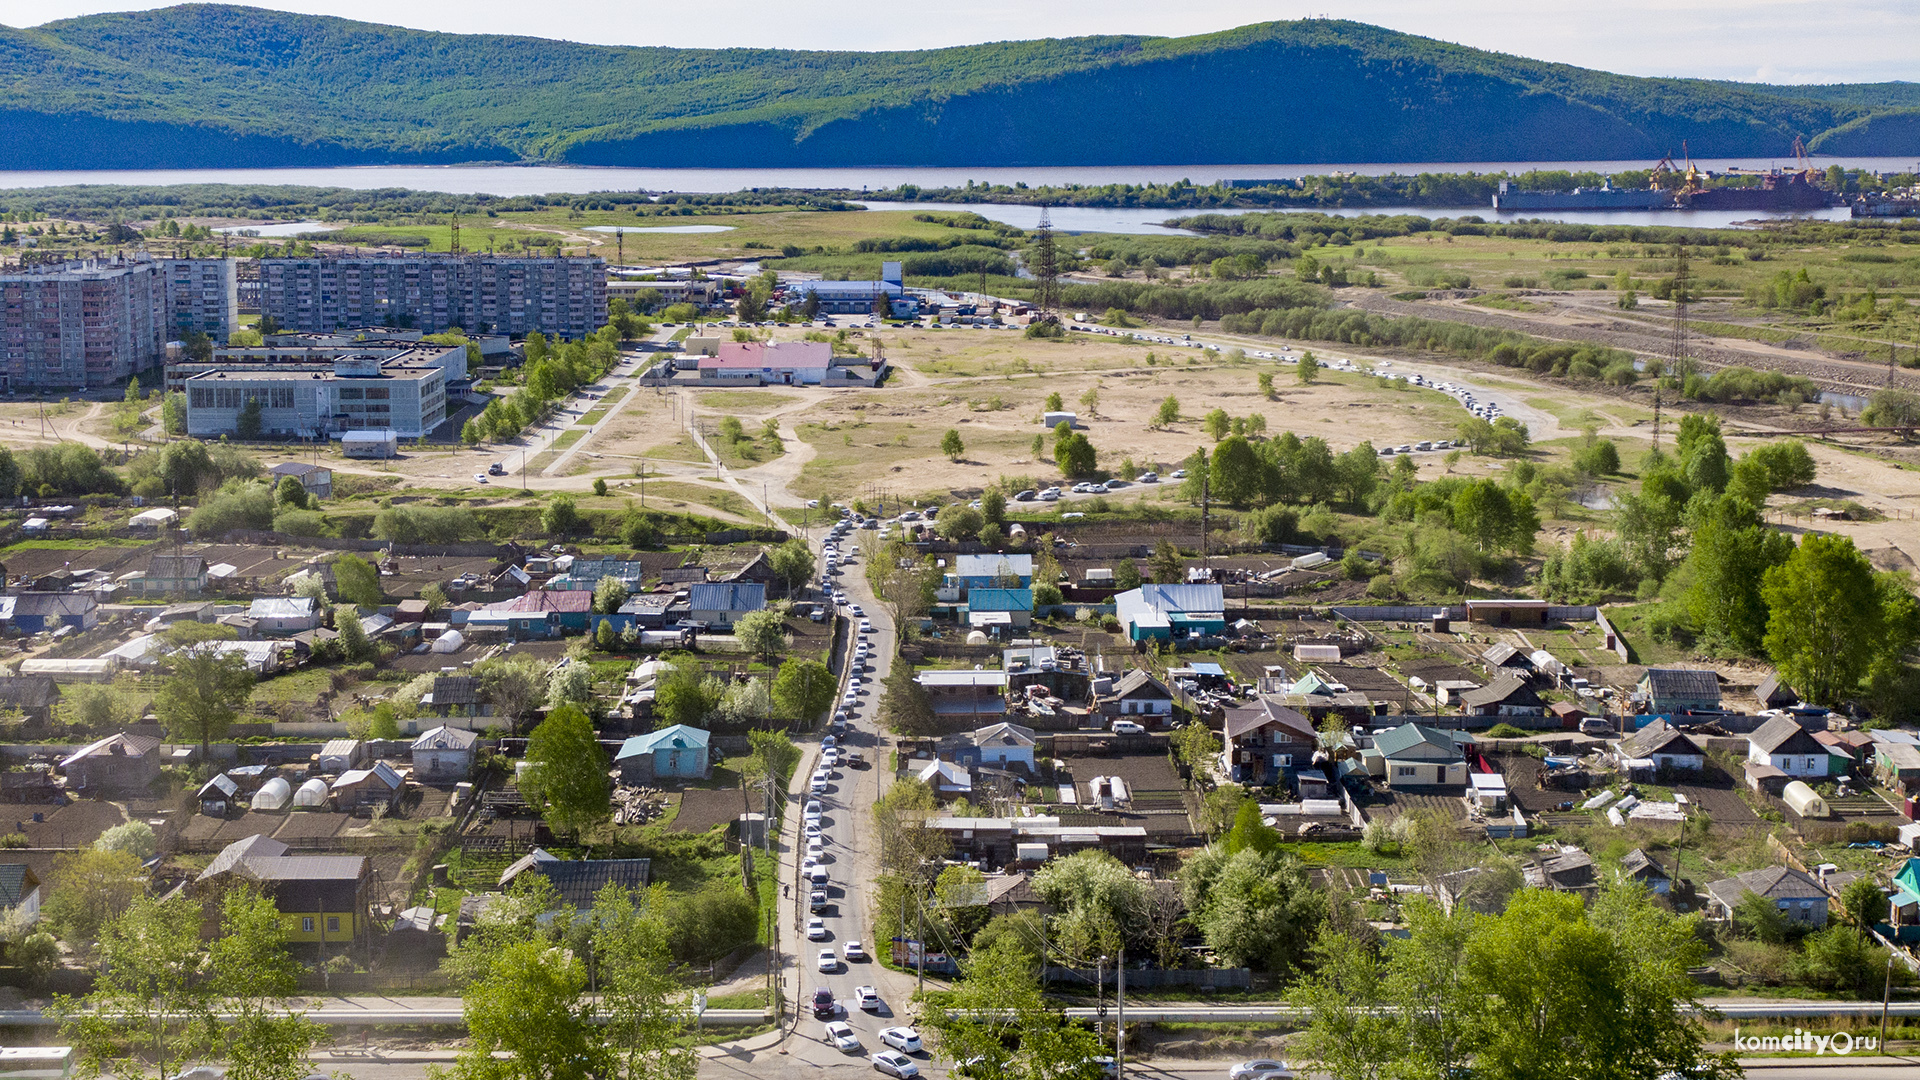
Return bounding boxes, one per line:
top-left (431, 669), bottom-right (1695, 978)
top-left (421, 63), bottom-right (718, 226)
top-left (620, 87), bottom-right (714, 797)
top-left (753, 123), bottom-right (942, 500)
top-left (616, 724), bottom-right (711, 759)
top-left (687, 582), bottom-right (766, 613)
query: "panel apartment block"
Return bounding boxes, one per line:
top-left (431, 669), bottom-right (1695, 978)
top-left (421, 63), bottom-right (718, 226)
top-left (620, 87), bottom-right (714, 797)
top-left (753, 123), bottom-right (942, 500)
top-left (0, 256), bottom-right (166, 391)
top-left (161, 258), bottom-right (239, 341)
top-left (259, 255), bottom-right (606, 339)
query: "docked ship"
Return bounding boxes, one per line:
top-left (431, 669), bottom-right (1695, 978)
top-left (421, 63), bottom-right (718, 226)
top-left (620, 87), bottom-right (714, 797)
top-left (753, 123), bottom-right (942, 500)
top-left (1492, 179), bottom-right (1678, 211)
top-left (1681, 169), bottom-right (1838, 211)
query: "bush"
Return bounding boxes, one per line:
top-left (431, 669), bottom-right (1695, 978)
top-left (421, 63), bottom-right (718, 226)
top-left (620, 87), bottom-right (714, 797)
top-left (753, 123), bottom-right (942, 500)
top-left (187, 482), bottom-right (275, 537)
top-left (373, 505), bottom-right (485, 544)
top-left (1484, 723), bottom-right (1529, 738)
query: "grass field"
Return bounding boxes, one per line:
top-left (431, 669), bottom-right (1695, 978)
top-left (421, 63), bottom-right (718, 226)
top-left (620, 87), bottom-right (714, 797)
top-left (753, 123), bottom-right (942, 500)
top-left (637, 481), bottom-right (759, 521)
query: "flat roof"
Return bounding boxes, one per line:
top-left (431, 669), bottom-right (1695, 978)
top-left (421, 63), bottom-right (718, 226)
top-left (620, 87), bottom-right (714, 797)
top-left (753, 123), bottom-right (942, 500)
top-left (186, 364), bottom-right (443, 383)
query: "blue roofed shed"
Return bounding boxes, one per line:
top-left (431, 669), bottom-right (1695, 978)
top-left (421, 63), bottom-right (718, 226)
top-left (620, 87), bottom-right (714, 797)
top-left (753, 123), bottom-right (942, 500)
top-left (964, 587), bottom-right (1033, 628)
top-left (1113, 584), bottom-right (1225, 642)
top-left (616, 725), bottom-right (712, 784)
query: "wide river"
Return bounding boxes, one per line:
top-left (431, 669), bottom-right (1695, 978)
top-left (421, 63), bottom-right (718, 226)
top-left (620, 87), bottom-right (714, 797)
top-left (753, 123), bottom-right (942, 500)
top-left (6, 157), bottom-right (1909, 232)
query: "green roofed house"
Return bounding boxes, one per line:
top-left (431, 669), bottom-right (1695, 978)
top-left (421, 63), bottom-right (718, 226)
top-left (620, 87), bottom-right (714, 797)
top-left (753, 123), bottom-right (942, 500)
top-left (616, 724), bottom-right (711, 784)
top-left (1368, 722), bottom-right (1475, 788)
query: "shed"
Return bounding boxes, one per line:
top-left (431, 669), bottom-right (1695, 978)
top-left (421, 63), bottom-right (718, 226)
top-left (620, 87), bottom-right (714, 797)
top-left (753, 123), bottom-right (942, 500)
top-left (1754, 673), bottom-right (1797, 709)
top-left (1041, 411), bottom-right (1076, 429)
top-left (341, 429), bottom-right (399, 458)
top-left (1638, 668), bottom-right (1722, 714)
top-left (615, 725), bottom-right (712, 784)
top-left (199, 773), bottom-right (240, 817)
top-left (318, 739), bottom-right (368, 773)
top-left (331, 761), bottom-right (404, 812)
top-left (1464, 598), bottom-right (1548, 626)
top-left (499, 848), bottom-right (653, 909)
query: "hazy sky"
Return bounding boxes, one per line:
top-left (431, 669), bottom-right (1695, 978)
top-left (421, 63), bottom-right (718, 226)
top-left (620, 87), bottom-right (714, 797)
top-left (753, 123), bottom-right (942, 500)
top-left (4, 0), bottom-right (1917, 83)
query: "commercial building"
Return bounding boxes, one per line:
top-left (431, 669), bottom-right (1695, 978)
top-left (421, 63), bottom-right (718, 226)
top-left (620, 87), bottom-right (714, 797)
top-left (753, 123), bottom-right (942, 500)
top-left (697, 340), bottom-right (833, 385)
top-left (259, 255), bottom-right (606, 339)
top-left (184, 355), bottom-right (448, 439)
top-left (0, 256), bottom-right (166, 391)
top-left (167, 340), bottom-right (467, 393)
top-left (163, 257), bottom-right (239, 341)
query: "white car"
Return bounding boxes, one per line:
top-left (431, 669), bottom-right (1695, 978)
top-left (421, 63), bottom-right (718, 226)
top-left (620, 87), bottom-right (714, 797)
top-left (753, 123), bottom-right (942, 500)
top-left (870, 1051), bottom-right (918, 1078)
top-left (807, 840), bottom-right (824, 860)
top-left (879, 1027), bottom-right (921, 1054)
top-left (844, 940), bottom-right (867, 962)
top-left (810, 771), bottom-right (829, 793)
top-left (1229, 1062), bottom-right (1294, 1080)
top-left (805, 799), bottom-right (823, 819)
top-left (807, 917), bottom-right (828, 940)
top-left (810, 889), bottom-right (829, 911)
top-left (818, 948), bottom-right (838, 973)
top-left (805, 822), bottom-right (823, 842)
top-left (473, 474), bottom-right (489, 483)
top-left (824, 1021), bottom-right (862, 1052)
top-left (850, 604), bottom-right (864, 616)
top-left (855, 985), bottom-right (882, 1011)
top-left (1111, 720), bottom-right (1147, 735)
top-left (860, 619), bottom-right (874, 632)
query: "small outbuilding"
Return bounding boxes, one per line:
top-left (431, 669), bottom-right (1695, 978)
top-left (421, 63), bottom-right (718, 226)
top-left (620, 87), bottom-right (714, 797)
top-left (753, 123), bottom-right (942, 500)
top-left (1782, 780), bottom-right (1831, 819)
top-left (410, 725), bottom-right (480, 781)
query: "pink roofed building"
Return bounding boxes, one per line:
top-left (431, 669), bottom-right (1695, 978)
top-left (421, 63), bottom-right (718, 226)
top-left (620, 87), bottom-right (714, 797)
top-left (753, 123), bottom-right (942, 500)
top-left (697, 341), bottom-right (834, 385)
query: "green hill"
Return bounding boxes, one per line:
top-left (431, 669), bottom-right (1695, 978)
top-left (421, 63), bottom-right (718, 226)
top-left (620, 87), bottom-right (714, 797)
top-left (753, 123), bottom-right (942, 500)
top-left (0, 5), bottom-right (1914, 168)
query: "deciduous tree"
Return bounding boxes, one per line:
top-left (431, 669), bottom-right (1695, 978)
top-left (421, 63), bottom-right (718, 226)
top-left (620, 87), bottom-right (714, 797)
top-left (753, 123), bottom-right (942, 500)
top-left (522, 704), bottom-right (610, 835)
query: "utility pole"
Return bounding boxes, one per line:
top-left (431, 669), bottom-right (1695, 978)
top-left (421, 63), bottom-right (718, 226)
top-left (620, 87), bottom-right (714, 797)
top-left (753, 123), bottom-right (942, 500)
top-left (1115, 945), bottom-right (1126, 1080)
top-left (1096, 954), bottom-right (1107, 1038)
top-left (1881, 950), bottom-right (1894, 1051)
top-left (916, 902), bottom-right (925, 995)
top-left (1651, 387), bottom-right (1663, 452)
top-left (1200, 472), bottom-right (1210, 565)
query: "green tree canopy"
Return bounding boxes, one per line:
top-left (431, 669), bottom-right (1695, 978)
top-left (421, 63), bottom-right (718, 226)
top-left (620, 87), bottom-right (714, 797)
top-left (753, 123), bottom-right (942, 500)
top-left (522, 704), bottom-right (610, 835)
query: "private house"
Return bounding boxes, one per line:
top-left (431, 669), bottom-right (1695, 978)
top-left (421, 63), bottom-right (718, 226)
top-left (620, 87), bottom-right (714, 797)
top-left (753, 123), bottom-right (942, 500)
top-left (1754, 673), bottom-right (1797, 710)
top-left (916, 759), bottom-right (973, 800)
top-left (1705, 865), bottom-right (1829, 928)
top-left (1370, 723), bottom-right (1474, 788)
top-left (248, 597), bottom-right (320, 635)
top-left (1479, 643), bottom-right (1533, 674)
top-left (1748, 715), bottom-right (1836, 778)
top-left (1222, 697), bottom-right (1318, 786)
top-left (131, 556), bottom-right (208, 598)
top-left (410, 725), bottom-right (479, 782)
top-left (687, 582), bottom-right (766, 629)
top-left (331, 761), bottom-right (404, 813)
top-left (1456, 672), bottom-right (1540, 717)
top-left (1638, 669), bottom-right (1723, 714)
top-left (59, 732), bottom-right (162, 795)
top-left (1619, 848), bottom-right (1673, 894)
top-left (953, 554), bottom-right (1034, 592)
top-left (1463, 598), bottom-right (1548, 627)
top-left (1101, 669), bottom-right (1175, 720)
top-left (269, 461), bottom-right (333, 499)
top-left (1113, 584), bottom-right (1225, 642)
top-left (8, 593), bottom-right (99, 635)
top-left (0, 676), bottom-right (58, 727)
top-left (614, 725), bottom-right (712, 784)
top-left (969, 722), bottom-right (1037, 771)
top-left (0, 864), bottom-right (40, 923)
top-left (420, 676), bottom-right (487, 720)
top-left (499, 848), bottom-right (653, 908)
top-left (1616, 720), bottom-right (1706, 775)
top-left (194, 834), bottom-right (373, 947)
top-left (917, 670), bottom-right (1010, 722)
top-left (963, 587), bottom-right (1033, 631)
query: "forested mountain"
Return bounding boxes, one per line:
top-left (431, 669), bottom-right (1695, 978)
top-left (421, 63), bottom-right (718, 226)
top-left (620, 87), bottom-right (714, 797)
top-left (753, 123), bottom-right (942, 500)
top-left (0, 5), bottom-right (1914, 169)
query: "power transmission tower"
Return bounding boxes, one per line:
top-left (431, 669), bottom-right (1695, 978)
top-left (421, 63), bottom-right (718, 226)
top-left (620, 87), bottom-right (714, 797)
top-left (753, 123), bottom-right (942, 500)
top-left (1031, 205), bottom-right (1058, 315)
top-left (449, 211), bottom-right (462, 256)
top-left (1670, 244), bottom-right (1692, 385)
top-left (1651, 387), bottom-right (1662, 452)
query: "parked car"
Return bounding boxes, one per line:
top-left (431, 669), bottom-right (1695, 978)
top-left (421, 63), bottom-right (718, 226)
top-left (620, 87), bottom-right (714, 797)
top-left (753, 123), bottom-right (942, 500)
top-left (813, 987), bottom-right (837, 1018)
top-left (870, 1051), bottom-right (918, 1078)
top-left (1110, 720), bottom-right (1147, 736)
top-left (810, 889), bottom-right (829, 912)
top-left (1013, 490), bottom-right (1037, 501)
top-left (1229, 1061), bottom-right (1294, 1080)
top-left (824, 1022), bottom-right (862, 1052)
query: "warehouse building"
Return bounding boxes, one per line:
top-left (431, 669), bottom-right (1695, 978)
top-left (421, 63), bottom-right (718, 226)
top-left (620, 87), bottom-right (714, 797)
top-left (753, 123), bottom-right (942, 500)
top-left (184, 355), bottom-right (448, 439)
top-left (259, 255), bottom-right (606, 339)
top-left (791, 262), bottom-right (917, 316)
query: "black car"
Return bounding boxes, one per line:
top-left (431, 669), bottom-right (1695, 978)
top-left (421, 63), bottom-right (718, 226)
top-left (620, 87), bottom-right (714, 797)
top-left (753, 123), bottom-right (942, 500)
top-left (812, 987), bottom-right (837, 1018)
